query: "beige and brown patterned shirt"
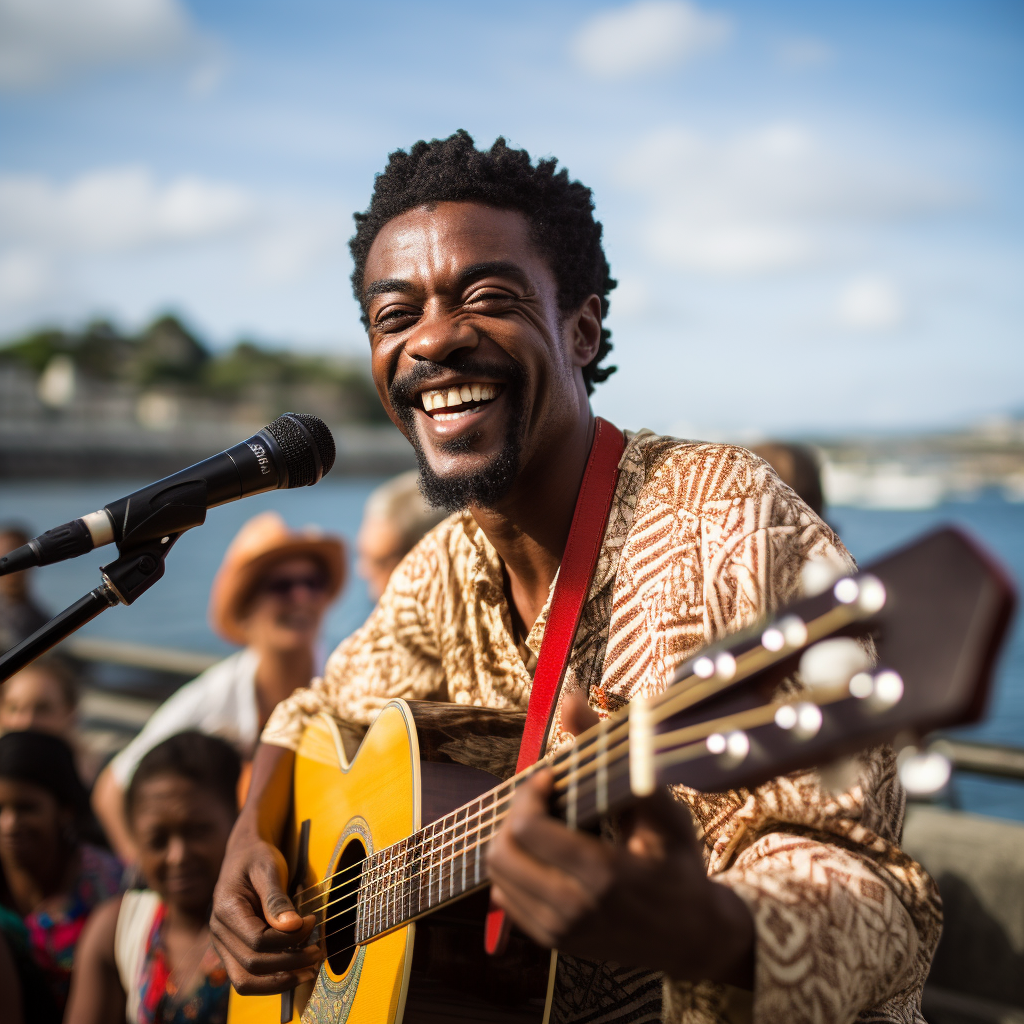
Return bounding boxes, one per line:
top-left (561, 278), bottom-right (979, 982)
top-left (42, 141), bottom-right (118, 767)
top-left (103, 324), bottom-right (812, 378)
top-left (263, 431), bottom-right (940, 1024)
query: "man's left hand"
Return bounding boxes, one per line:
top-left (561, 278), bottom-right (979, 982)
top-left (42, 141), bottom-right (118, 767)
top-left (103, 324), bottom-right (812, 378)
top-left (486, 768), bottom-right (755, 988)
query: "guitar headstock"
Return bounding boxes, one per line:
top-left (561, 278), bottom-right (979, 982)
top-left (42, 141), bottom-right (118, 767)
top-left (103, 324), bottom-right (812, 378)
top-left (550, 527), bottom-right (1017, 827)
top-left (649, 526), bottom-right (1017, 794)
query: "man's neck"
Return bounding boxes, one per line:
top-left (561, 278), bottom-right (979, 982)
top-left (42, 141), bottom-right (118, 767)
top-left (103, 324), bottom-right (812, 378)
top-left (470, 413), bottom-right (596, 638)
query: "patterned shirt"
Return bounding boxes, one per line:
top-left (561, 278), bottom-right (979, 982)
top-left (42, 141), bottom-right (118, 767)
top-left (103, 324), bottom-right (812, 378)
top-left (263, 431), bottom-right (941, 1024)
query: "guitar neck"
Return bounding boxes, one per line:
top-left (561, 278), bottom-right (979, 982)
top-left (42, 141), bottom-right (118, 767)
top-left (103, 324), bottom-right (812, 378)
top-left (352, 765), bottom-right (557, 942)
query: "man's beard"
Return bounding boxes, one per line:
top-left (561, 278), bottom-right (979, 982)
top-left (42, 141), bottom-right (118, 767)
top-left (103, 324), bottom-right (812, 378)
top-left (389, 357), bottom-right (527, 513)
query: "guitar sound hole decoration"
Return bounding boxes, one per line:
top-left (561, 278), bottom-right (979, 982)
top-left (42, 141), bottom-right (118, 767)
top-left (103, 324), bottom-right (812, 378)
top-left (326, 835), bottom-right (366, 975)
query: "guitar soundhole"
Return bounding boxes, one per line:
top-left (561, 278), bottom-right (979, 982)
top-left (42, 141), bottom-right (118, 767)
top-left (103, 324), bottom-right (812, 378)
top-left (325, 836), bottom-right (366, 975)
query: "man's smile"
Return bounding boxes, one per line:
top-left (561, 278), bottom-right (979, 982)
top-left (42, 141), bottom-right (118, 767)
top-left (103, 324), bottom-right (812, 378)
top-left (419, 382), bottom-right (503, 421)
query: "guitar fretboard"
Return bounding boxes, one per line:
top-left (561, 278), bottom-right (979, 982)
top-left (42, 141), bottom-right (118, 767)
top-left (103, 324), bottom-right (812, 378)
top-left (354, 777), bottom-right (519, 942)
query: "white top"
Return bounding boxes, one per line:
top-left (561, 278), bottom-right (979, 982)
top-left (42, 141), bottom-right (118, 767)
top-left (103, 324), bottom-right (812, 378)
top-left (108, 648), bottom-right (260, 786)
top-left (114, 889), bottom-right (163, 1023)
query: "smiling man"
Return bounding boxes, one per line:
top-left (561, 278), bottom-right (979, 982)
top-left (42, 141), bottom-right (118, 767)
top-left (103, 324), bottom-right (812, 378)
top-left (211, 132), bottom-right (940, 1024)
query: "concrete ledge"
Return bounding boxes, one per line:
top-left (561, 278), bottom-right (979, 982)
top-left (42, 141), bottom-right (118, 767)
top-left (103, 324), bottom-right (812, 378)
top-left (903, 805), bottom-right (1024, 1009)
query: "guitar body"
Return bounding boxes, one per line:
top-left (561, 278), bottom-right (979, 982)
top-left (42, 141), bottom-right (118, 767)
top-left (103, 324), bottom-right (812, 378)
top-left (228, 700), bottom-right (554, 1024)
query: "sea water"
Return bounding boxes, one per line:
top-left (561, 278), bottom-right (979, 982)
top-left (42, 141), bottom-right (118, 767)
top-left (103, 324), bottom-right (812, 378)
top-left (2, 480), bottom-right (1022, 820)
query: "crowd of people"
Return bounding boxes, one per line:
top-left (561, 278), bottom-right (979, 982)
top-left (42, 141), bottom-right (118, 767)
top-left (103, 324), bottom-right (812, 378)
top-left (0, 471), bottom-right (445, 1023)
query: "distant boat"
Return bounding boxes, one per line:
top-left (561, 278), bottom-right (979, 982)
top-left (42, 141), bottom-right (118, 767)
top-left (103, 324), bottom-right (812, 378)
top-left (824, 462), bottom-right (946, 510)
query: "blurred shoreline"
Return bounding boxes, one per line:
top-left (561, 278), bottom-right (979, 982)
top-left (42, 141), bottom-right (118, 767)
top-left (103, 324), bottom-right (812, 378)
top-left (0, 419), bottom-right (416, 478)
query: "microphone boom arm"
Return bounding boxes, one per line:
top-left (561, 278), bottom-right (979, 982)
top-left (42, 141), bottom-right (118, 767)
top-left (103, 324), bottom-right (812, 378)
top-left (0, 530), bottom-right (183, 682)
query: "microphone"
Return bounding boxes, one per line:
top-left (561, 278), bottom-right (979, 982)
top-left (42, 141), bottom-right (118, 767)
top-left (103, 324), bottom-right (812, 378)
top-left (0, 413), bottom-right (335, 577)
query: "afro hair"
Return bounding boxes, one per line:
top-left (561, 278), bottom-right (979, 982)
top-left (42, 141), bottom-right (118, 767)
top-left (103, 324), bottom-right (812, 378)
top-left (349, 130), bottom-right (617, 394)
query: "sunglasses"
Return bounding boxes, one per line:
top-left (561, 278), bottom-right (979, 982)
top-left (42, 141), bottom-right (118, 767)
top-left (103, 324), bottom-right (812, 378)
top-left (261, 573), bottom-right (330, 597)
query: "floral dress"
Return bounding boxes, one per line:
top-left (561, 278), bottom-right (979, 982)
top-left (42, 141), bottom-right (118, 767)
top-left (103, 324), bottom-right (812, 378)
top-left (136, 901), bottom-right (230, 1024)
top-left (22, 842), bottom-right (123, 1011)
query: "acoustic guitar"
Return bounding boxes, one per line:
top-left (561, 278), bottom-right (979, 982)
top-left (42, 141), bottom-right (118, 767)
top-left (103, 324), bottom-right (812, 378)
top-left (227, 527), bottom-right (1016, 1023)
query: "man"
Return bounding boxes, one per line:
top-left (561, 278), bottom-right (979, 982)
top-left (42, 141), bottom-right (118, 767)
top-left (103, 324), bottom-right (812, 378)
top-left (211, 132), bottom-right (939, 1023)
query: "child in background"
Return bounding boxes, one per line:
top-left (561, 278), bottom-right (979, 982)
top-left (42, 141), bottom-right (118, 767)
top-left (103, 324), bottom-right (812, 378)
top-left (67, 732), bottom-right (240, 1024)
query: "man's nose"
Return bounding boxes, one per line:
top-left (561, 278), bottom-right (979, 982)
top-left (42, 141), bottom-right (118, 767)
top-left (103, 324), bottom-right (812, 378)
top-left (404, 307), bottom-right (479, 364)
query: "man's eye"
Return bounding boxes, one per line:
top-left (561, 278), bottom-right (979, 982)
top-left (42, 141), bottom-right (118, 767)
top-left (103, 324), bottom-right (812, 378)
top-left (467, 289), bottom-right (514, 306)
top-left (375, 307), bottom-right (417, 329)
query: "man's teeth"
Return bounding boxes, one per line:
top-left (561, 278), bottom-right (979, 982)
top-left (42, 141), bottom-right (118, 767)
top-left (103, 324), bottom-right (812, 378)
top-left (421, 384), bottom-right (497, 412)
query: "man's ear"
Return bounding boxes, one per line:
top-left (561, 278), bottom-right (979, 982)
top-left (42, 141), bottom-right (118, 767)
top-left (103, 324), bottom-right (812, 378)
top-left (567, 294), bottom-right (603, 369)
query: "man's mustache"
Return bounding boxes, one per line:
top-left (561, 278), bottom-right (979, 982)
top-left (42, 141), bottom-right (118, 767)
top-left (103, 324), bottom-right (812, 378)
top-left (389, 356), bottom-right (526, 410)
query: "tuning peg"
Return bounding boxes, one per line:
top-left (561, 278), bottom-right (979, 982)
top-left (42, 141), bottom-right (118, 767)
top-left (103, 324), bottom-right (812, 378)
top-left (706, 730), bottom-right (750, 767)
top-left (898, 747), bottom-right (952, 796)
top-left (870, 670), bottom-right (904, 710)
top-left (833, 574), bottom-right (886, 615)
top-left (774, 701), bottom-right (823, 739)
top-left (691, 651), bottom-right (738, 681)
top-left (762, 615), bottom-right (808, 652)
top-left (799, 637), bottom-right (873, 690)
top-left (846, 667), bottom-right (904, 710)
top-left (794, 702), bottom-right (823, 739)
top-left (802, 557), bottom-right (845, 596)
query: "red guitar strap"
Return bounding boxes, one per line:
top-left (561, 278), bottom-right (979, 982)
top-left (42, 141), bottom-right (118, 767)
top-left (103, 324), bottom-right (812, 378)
top-left (485, 416), bottom-right (625, 954)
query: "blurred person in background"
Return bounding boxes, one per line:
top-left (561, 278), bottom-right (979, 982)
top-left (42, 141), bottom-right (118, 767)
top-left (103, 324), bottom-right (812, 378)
top-left (92, 511), bottom-right (344, 863)
top-left (0, 731), bottom-right (122, 1016)
top-left (356, 469), bottom-right (446, 601)
top-left (0, 524), bottom-right (49, 655)
top-left (67, 732), bottom-right (238, 1024)
top-left (0, 655), bottom-right (104, 784)
top-left (750, 442), bottom-right (825, 519)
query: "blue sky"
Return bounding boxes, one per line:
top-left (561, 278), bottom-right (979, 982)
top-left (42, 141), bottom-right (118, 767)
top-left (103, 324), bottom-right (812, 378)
top-left (1, 0), bottom-right (1021, 437)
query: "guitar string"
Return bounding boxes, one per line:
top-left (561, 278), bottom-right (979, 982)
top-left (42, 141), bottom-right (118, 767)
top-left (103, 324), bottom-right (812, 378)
top-left (292, 594), bottom-right (868, 908)
top-left (306, 687), bottom-right (819, 940)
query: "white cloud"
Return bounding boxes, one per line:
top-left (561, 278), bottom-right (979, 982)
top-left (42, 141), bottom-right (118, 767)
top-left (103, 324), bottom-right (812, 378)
top-left (0, 0), bottom-right (199, 90)
top-left (0, 165), bottom-right (358, 326)
top-left (571, 0), bottom-right (731, 79)
top-left (837, 276), bottom-right (904, 330)
top-left (774, 36), bottom-right (834, 70)
top-left (0, 167), bottom-right (254, 252)
top-left (616, 123), bottom-right (960, 274)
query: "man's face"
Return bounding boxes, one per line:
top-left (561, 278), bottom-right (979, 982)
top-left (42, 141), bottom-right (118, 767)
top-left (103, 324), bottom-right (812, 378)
top-left (362, 202), bottom-right (598, 511)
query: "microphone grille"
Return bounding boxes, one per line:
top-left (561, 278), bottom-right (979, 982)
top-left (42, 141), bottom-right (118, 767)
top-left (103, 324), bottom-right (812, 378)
top-left (265, 413), bottom-right (336, 487)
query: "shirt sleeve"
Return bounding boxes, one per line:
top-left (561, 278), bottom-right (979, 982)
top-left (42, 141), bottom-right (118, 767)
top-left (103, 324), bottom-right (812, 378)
top-left (660, 449), bottom-right (941, 1023)
top-left (261, 528), bottom-right (451, 750)
top-left (107, 659), bottom-right (232, 786)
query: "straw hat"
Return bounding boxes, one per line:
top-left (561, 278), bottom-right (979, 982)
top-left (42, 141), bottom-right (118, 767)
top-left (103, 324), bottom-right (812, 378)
top-left (208, 511), bottom-right (345, 645)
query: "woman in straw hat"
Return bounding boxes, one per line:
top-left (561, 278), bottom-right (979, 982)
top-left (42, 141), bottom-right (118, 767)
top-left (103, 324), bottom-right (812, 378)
top-left (91, 512), bottom-right (345, 864)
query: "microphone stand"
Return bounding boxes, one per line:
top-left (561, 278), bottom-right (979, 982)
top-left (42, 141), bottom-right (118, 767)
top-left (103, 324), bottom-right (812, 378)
top-left (0, 532), bottom-right (182, 682)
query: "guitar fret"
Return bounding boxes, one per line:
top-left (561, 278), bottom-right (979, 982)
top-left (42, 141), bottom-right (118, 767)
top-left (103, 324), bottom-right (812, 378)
top-left (567, 745), bottom-right (579, 830)
top-left (597, 723), bottom-right (609, 813)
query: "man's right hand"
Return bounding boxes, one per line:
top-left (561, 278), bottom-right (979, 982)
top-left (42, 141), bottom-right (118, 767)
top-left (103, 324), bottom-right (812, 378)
top-left (210, 829), bottom-right (322, 994)
top-left (209, 743), bottom-right (322, 995)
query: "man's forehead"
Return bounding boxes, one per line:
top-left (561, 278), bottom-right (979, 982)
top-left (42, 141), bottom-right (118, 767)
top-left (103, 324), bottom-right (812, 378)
top-left (364, 202), bottom-right (543, 286)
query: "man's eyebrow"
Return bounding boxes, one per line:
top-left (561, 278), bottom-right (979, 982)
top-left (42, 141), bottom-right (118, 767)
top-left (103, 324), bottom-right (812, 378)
top-left (364, 277), bottom-right (414, 300)
top-left (456, 261), bottom-right (528, 288)
top-left (363, 261), bottom-right (528, 303)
